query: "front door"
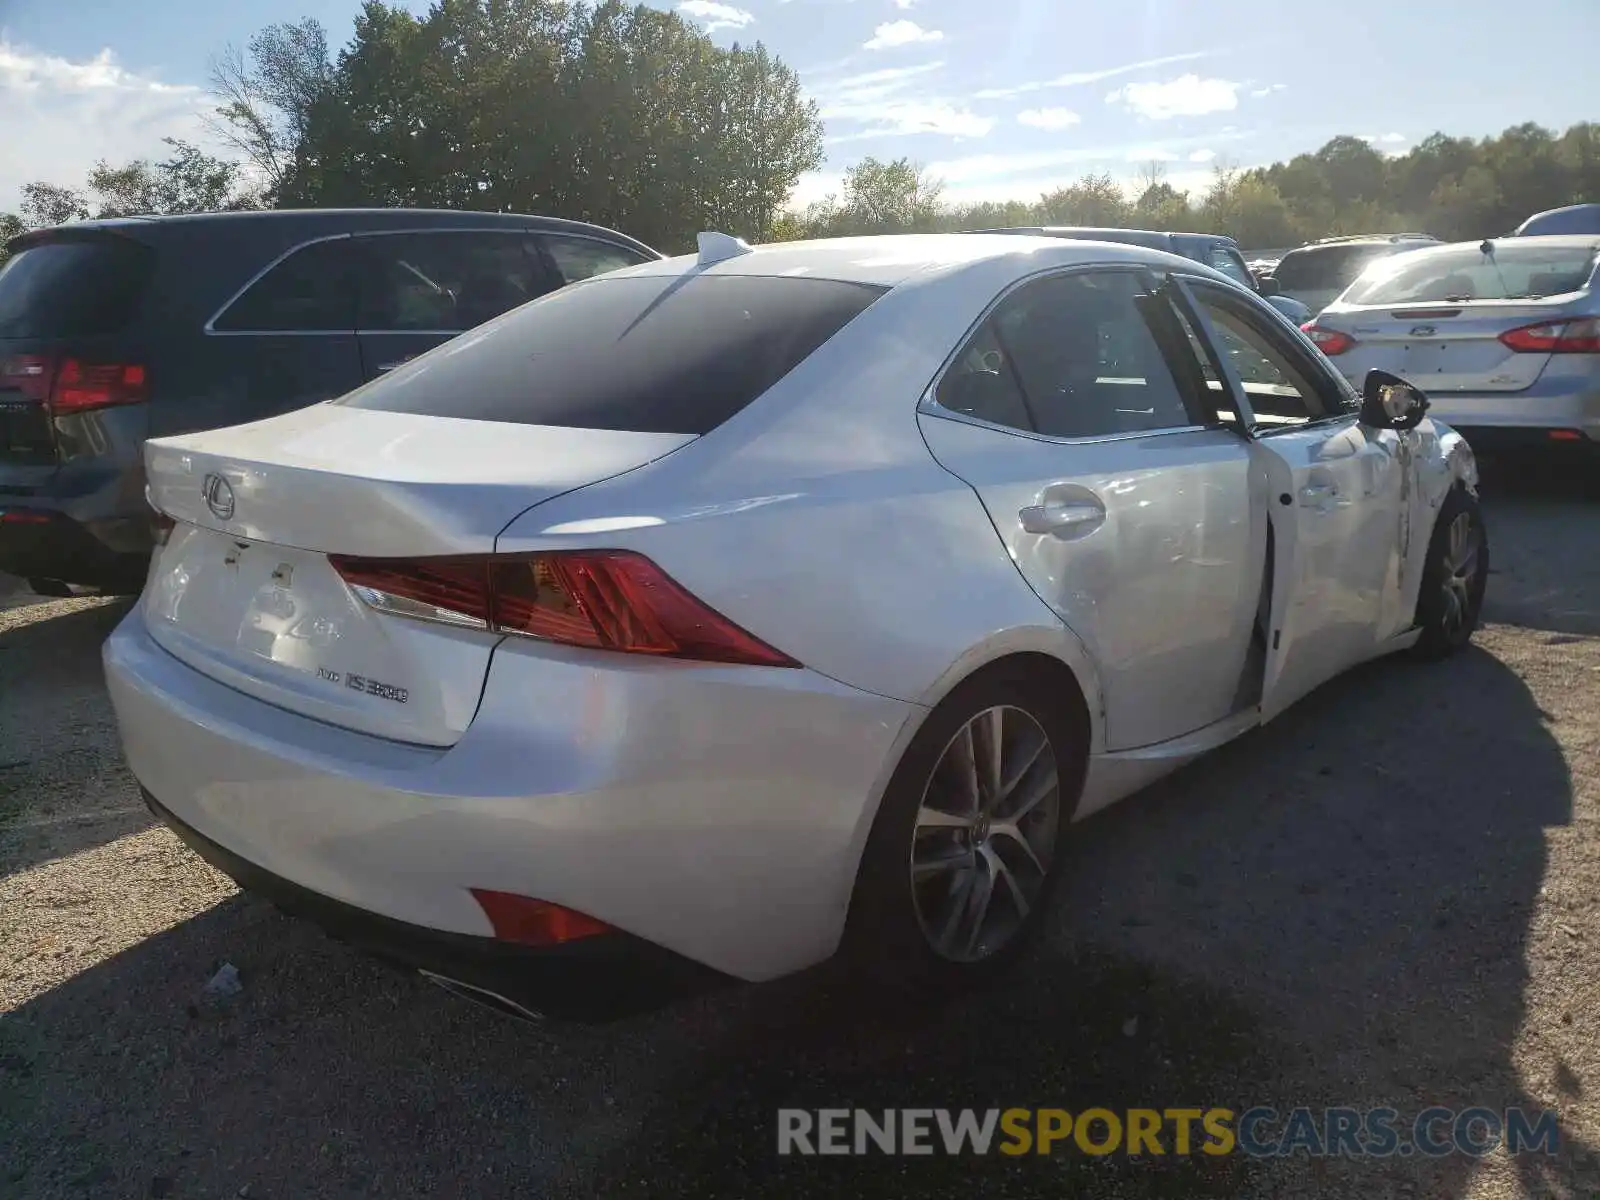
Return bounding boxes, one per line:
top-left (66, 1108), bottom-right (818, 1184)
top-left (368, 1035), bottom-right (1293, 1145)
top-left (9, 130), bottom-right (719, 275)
top-left (353, 230), bottom-right (559, 382)
top-left (918, 267), bottom-right (1266, 752)
top-left (1174, 277), bottom-right (1407, 721)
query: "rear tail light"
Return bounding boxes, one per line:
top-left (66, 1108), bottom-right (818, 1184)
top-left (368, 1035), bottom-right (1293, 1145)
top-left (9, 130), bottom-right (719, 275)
top-left (51, 360), bottom-right (148, 414)
top-left (1, 354), bottom-right (54, 400)
top-left (329, 549), bottom-right (800, 668)
top-left (1498, 317), bottom-right (1600, 354)
top-left (1301, 324), bottom-right (1355, 356)
top-left (0, 510), bottom-right (53, 525)
top-left (0, 353), bottom-right (148, 415)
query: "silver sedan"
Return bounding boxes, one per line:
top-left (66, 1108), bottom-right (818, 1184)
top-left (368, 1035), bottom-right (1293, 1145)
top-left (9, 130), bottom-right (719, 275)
top-left (105, 233), bottom-right (1487, 1016)
top-left (1305, 235), bottom-right (1600, 462)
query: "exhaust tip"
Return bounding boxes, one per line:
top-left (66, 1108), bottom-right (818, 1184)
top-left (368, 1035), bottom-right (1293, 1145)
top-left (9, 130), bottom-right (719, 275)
top-left (418, 969), bottom-right (547, 1023)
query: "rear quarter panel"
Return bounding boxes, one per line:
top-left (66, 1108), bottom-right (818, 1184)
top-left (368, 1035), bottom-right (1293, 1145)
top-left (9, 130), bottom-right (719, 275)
top-left (492, 260), bottom-right (1107, 731)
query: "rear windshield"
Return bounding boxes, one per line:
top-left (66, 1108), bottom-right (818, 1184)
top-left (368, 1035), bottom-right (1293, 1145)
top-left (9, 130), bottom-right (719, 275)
top-left (0, 235), bottom-right (155, 337)
top-left (334, 273), bottom-right (888, 434)
top-left (1271, 244), bottom-right (1396, 292)
top-left (1342, 241), bottom-right (1600, 305)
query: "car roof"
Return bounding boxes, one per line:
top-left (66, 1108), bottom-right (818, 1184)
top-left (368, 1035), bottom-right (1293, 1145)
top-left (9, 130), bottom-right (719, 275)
top-left (613, 233), bottom-right (1219, 289)
top-left (1399, 234), bottom-right (1600, 257)
top-left (14, 208), bottom-right (661, 257)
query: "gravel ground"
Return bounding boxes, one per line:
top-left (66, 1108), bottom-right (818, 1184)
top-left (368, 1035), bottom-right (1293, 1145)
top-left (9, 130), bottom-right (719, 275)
top-left (1, 467), bottom-right (1597, 1199)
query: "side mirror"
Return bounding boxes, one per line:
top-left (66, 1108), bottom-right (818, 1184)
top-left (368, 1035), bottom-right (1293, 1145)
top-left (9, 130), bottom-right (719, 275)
top-left (1257, 276), bottom-right (1281, 297)
top-left (1361, 369), bottom-right (1429, 431)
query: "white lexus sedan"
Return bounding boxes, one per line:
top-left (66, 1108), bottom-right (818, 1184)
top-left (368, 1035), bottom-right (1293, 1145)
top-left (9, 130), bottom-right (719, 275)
top-left (104, 233), bottom-right (1487, 1020)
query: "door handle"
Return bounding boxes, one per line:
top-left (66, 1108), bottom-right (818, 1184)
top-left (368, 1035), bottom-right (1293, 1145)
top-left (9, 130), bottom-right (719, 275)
top-left (1019, 502), bottom-right (1105, 537)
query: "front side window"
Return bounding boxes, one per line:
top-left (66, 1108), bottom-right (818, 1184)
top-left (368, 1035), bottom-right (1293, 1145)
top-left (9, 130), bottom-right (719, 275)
top-left (335, 273), bottom-right (885, 434)
top-left (937, 271), bottom-right (1195, 438)
top-left (357, 231), bottom-right (551, 333)
top-left (1188, 285), bottom-right (1353, 428)
top-left (213, 238), bottom-right (357, 333)
top-left (543, 235), bottom-right (651, 284)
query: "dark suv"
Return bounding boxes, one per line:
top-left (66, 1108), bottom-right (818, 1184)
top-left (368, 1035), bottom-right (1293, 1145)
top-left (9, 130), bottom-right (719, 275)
top-left (0, 209), bottom-right (660, 593)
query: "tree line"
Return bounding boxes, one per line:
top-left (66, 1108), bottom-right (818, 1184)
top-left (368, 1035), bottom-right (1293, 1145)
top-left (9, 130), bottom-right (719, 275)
top-left (2, 0), bottom-right (1597, 262)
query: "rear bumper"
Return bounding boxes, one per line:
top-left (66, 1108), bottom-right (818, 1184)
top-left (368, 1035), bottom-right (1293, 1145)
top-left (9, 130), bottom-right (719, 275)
top-left (143, 788), bottom-right (730, 1021)
top-left (0, 506), bottom-right (150, 586)
top-left (1451, 425), bottom-right (1600, 459)
top-left (1406, 386), bottom-right (1600, 446)
top-left (103, 604), bottom-right (917, 984)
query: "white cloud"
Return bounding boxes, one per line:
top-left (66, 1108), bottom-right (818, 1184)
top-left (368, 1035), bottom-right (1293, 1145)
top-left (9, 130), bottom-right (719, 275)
top-left (864, 20), bottom-right (944, 50)
top-left (1106, 74), bottom-right (1240, 120)
top-left (1189, 148), bottom-right (1216, 162)
top-left (1016, 108), bottom-right (1081, 132)
top-left (809, 59), bottom-right (987, 143)
top-left (828, 101), bottom-right (991, 142)
top-left (1249, 83), bottom-right (1287, 98)
top-left (0, 38), bottom-right (212, 212)
top-left (894, 0), bottom-right (918, 7)
top-left (972, 51), bottom-right (1212, 102)
top-left (1122, 146), bottom-right (1180, 163)
top-left (677, 1), bottom-right (755, 32)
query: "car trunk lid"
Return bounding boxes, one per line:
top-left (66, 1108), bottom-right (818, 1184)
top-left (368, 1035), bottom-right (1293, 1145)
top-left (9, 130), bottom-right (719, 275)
top-left (1325, 301), bottom-right (1571, 393)
top-left (142, 404), bottom-right (696, 746)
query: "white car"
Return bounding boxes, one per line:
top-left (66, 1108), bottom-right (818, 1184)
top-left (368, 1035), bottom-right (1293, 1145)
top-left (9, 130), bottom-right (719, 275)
top-left (104, 232), bottom-right (1487, 1020)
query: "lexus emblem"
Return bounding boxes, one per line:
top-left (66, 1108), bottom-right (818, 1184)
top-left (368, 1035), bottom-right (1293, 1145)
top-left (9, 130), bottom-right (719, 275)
top-left (202, 473), bottom-right (236, 521)
top-left (1409, 325), bottom-right (1437, 337)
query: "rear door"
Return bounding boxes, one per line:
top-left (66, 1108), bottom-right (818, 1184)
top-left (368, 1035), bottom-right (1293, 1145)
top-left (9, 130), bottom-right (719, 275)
top-left (205, 235), bottom-right (364, 425)
top-left (918, 266), bottom-right (1266, 751)
top-left (1173, 277), bottom-right (1409, 721)
top-left (0, 230), bottom-right (157, 488)
top-left (353, 229), bottom-right (559, 381)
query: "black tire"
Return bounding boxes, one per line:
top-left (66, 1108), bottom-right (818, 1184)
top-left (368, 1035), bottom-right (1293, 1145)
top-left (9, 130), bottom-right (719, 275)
top-left (1411, 486), bottom-right (1489, 661)
top-left (842, 665), bottom-right (1086, 998)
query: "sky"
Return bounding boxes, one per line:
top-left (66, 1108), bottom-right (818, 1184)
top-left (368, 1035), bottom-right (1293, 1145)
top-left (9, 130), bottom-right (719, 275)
top-left (2, 0), bottom-right (1598, 215)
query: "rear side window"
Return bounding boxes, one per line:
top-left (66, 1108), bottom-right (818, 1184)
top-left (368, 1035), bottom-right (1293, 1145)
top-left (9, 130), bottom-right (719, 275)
top-left (0, 236), bottom-right (155, 337)
top-left (357, 231), bottom-right (552, 332)
top-left (334, 274), bottom-right (887, 434)
top-left (1343, 241), bottom-right (1600, 305)
top-left (1273, 245), bottom-right (1392, 293)
top-left (543, 235), bottom-right (651, 284)
top-left (213, 238), bottom-right (357, 332)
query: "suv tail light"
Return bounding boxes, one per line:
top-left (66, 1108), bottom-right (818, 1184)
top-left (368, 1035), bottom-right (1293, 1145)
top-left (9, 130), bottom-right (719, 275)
top-left (1301, 324), bottom-right (1355, 356)
top-left (0, 353), bottom-right (148, 415)
top-left (1498, 317), bottom-right (1600, 354)
top-left (329, 549), bottom-right (800, 668)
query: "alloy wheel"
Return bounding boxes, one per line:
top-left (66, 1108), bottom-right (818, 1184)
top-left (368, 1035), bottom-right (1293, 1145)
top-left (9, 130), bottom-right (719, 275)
top-left (1439, 510), bottom-right (1482, 639)
top-left (909, 705), bottom-right (1061, 963)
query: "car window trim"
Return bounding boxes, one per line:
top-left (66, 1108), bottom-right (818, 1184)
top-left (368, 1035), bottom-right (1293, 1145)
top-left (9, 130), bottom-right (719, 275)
top-left (351, 228), bottom-right (557, 336)
top-left (1176, 274), bottom-right (1359, 434)
top-left (918, 262), bottom-right (1214, 446)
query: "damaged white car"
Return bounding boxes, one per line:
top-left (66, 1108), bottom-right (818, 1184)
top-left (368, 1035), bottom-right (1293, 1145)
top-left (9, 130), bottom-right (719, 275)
top-left (104, 233), bottom-right (1486, 1018)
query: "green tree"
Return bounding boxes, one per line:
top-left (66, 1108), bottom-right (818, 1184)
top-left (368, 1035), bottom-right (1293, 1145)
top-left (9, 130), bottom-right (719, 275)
top-left (1036, 173), bottom-right (1130, 226)
top-left (209, 17), bottom-right (335, 196)
top-left (244, 0), bottom-right (822, 249)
